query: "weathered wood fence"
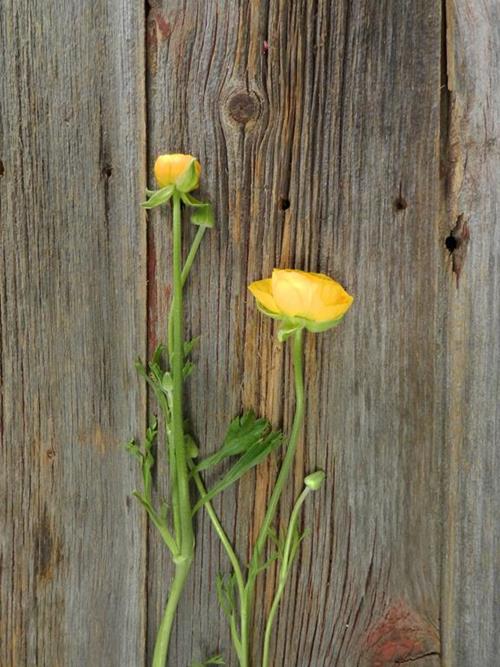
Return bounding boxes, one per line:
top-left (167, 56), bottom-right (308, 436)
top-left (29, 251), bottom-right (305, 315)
top-left (1, 1), bottom-right (498, 665)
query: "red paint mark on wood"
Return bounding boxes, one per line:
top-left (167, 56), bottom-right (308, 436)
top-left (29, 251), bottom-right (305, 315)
top-left (154, 12), bottom-right (171, 41)
top-left (364, 599), bottom-right (439, 665)
top-left (146, 9), bottom-right (172, 76)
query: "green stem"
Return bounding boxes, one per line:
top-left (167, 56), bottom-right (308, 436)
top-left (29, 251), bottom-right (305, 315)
top-left (167, 225), bottom-right (206, 538)
top-left (261, 487), bottom-right (310, 667)
top-left (191, 468), bottom-right (245, 598)
top-left (168, 225), bottom-right (206, 355)
top-left (154, 192), bottom-right (195, 667)
top-left (152, 559), bottom-right (192, 667)
top-left (240, 328), bottom-right (305, 665)
top-left (171, 191), bottom-right (194, 556)
top-left (182, 225), bottom-right (206, 286)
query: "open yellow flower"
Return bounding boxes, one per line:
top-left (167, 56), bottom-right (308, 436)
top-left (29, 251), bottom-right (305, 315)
top-left (248, 269), bottom-right (353, 334)
top-left (154, 153), bottom-right (201, 192)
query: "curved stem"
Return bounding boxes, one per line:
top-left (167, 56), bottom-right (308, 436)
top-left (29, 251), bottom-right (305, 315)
top-left (191, 467), bottom-right (246, 597)
top-left (152, 559), bottom-right (192, 667)
top-left (240, 328), bottom-right (305, 666)
top-left (261, 487), bottom-right (310, 667)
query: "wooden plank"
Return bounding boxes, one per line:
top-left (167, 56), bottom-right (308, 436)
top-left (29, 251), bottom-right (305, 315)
top-left (147, 1), bottom-right (443, 664)
top-left (0, 2), bottom-right (147, 665)
top-left (441, 1), bottom-right (500, 664)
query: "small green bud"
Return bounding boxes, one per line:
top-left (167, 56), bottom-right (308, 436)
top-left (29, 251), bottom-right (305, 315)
top-left (185, 435), bottom-right (199, 459)
top-left (304, 470), bottom-right (326, 491)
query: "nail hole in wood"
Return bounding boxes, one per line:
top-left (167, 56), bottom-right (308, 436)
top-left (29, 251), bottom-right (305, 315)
top-left (280, 197), bottom-right (290, 211)
top-left (394, 196), bottom-right (408, 211)
top-left (445, 234), bottom-right (458, 253)
top-left (102, 165), bottom-right (113, 178)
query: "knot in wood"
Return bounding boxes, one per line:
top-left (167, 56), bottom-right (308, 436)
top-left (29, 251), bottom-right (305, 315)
top-left (227, 92), bottom-right (259, 124)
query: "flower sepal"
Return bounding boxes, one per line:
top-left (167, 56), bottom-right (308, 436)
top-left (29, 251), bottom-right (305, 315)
top-left (181, 193), bottom-right (215, 228)
top-left (141, 185), bottom-right (175, 210)
top-left (175, 158), bottom-right (201, 193)
top-left (277, 320), bottom-right (303, 342)
top-left (301, 314), bottom-right (346, 333)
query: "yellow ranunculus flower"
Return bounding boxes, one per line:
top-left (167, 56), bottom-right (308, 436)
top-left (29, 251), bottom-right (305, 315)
top-left (154, 153), bottom-right (201, 191)
top-left (248, 269), bottom-right (353, 332)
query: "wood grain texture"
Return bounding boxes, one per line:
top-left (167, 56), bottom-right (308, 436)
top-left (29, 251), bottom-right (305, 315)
top-left (147, 2), bottom-right (444, 665)
top-left (0, 1), bottom-right (147, 666)
top-left (441, 1), bottom-right (500, 665)
top-left (2, 0), bottom-right (498, 665)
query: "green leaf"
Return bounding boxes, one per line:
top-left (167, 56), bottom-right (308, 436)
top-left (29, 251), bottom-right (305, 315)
top-left (143, 415), bottom-right (157, 498)
top-left (184, 336), bottom-right (200, 357)
top-left (191, 657), bottom-right (225, 667)
top-left (183, 360), bottom-right (195, 379)
top-left (215, 573), bottom-right (237, 620)
top-left (151, 343), bottom-right (167, 366)
top-left (125, 438), bottom-right (143, 463)
top-left (161, 371), bottom-right (173, 393)
top-left (148, 360), bottom-right (163, 385)
top-left (194, 411), bottom-right (271, 472)
top-left (141, 185), bottom-right (175, 209)
top-left (193, 428), bottom-right (283, 512)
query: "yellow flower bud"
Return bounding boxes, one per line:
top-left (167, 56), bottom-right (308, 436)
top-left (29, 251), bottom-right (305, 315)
top-left (154, 153), bottom-right (201, 191)
top-left (248, 269), bottom-right (353, 332)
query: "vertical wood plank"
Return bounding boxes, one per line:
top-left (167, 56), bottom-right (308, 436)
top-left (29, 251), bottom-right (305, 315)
top-left (442, 1), bottom-right (500, 664)
top-left (0, 2), bottom-right (147, 665)
top-left (147, 1), bottom-right (444, 665)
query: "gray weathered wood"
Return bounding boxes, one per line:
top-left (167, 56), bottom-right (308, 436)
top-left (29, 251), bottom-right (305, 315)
top-left (0, 1), bottom-right (147, 665)
top-left (441, 1), bottom-right (500, 665)
top-left (2, 0), bottom-right (499, 665)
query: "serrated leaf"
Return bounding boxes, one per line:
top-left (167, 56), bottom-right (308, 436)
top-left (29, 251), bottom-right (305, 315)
top-left (148, 360), bottom-right (163, 384)
top-left (190, 658), bottom-right (225, 667)
top-left (125, 439), bottom-right (143, 463)
top-left (151, 343), bottom-right (167, 366)
top-left (142, 415), bottom-right (157, 498)
top-left (194, 411), bottom-right (271, 472)
top-left (184, 336), bottom-right (200, 357)
top-left (141, 185), bottom-right (174, 209)
top-left (215, 573), bottom-right (236, 620)
top-left (193, 429), bottom-right (283, 512)
top-left (183, 360), bottom-right (195, 380)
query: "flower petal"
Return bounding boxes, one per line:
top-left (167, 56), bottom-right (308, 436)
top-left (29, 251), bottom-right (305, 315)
top-left (272, 269), bottom-right (353, 322)
top-left (248, 279), bottom-right (281, 315)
